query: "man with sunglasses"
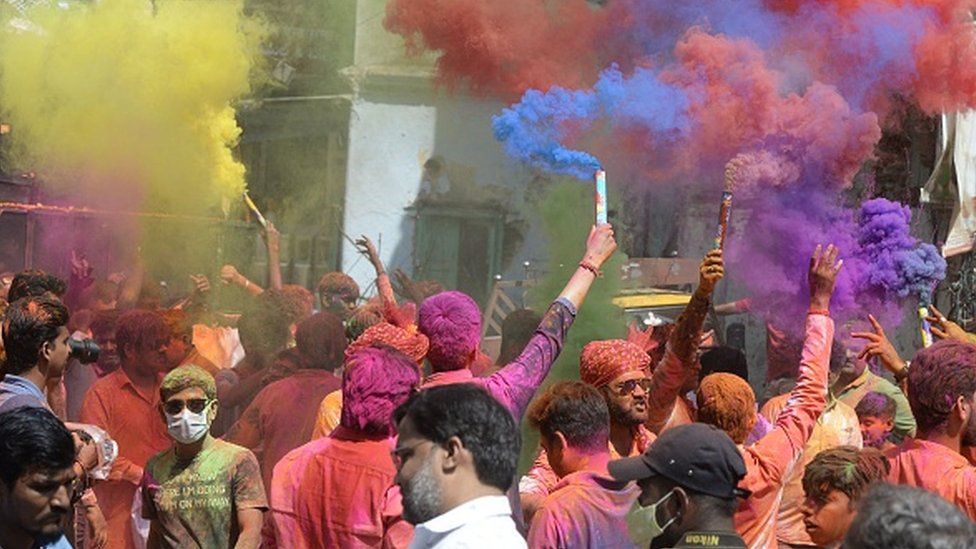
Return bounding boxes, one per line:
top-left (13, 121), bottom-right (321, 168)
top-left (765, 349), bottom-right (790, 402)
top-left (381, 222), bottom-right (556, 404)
top-left (519, 250), bottom-right (724, 519)
top-left (140, 365), bottom-right (266, 549)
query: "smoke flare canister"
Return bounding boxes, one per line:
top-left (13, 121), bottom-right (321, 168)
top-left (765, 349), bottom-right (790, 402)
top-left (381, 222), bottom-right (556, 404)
top-left (918, 305), bottom-right (934, 348)
top-left (595, 169), bottom-right (608, 225)
top-left (714, 191), bottom-right (733, 249)
top-left (242, 192), bottom-right (268, 228)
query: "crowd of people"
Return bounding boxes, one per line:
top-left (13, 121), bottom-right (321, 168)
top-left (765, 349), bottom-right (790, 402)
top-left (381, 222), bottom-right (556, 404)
top-left (2, 221), bottom-right (976, 549)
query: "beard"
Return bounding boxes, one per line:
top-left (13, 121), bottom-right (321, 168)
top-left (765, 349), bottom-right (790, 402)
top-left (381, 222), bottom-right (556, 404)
top-left (606, 396), bottom-right (644, 427)
top-left (962, 409), bottom-right (976, 447)
top-left (401, 453), bottom-right (443, 525)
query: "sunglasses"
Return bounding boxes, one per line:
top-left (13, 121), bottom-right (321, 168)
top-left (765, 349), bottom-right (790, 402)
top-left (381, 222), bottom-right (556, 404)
top-left (613, 378), bottom-right (652, 396)
top-left (163, 398), bottom-right (211, 416)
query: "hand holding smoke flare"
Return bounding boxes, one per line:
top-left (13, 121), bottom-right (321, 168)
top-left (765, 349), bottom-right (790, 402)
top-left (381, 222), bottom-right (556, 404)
top-left (242, 191), bottom-right (268, 228)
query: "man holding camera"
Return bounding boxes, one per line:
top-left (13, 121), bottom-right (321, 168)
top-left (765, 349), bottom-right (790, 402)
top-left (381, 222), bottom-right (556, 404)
top-left (0, 294), bottom-right (72, 414)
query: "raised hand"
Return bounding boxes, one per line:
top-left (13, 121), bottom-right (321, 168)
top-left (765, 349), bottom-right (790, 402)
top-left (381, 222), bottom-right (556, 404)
top-left (583, 224), bottom-right (617, 269)
top-left (355, 235), bottom-right (383, 271)
top-left (190, 274), bottom-right (211, 295)
top-left (220, 265), bottom-right (241, 285)
top-left (70, 250), bottom-right (93, 279)
top-left (698, 249), bottom-right (724, 296)
top-left (809, 244), bottom-right (843, 311)
top-left (852, 314), bottom-right (906, 376)
top-left (926, 305), bottom-right (971, 342)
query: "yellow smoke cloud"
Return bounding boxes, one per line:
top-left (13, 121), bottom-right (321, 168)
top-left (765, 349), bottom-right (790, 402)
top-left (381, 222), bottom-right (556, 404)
top-left (0, 0), bottom-right (265, 214)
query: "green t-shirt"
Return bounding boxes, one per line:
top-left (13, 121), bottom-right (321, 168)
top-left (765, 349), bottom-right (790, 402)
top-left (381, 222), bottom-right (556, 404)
top-left (141, 437), bottom-right (267, 548)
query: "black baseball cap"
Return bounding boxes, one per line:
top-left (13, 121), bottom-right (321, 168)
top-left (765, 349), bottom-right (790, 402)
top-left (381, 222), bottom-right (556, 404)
top-left (608, 423), bottom-right (750, 499)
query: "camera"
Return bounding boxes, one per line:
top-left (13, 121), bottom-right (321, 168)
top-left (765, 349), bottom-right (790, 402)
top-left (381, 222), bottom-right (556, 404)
top-left (68, 338), bottom-right (100, 364)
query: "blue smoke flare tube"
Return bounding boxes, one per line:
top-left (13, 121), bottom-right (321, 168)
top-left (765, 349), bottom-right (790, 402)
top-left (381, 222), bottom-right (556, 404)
top-left (595, 169), bottom-right (608, 225)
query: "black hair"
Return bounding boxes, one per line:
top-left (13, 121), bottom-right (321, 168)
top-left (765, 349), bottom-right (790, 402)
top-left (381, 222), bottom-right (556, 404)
top-left (842, 484), bottom-right (976, 548)
top-left (1, 296), bottom-right (69, 376)
top-left (699, 346), bottom-right (749, 383)
top-left (0, 407), bottom-right (75, 488)
top-left (394, 384), bottom-right (519, 492)
top-left (237, 298), bottom-right (290, 358)
top-left (8, 270), bottom-right (67, 303)
top-left (528, 380), bottom-right (609, 453)
top-left (295, 312), bottom-right (346, 371)
top-left (855, 391), bottom-right (897, 422)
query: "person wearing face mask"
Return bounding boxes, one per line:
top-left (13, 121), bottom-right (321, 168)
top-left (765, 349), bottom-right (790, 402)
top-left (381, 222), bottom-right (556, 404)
top-left (141, 365), bottom-right (266, 548)
top-left (608, 423), bottom-right (749, 549)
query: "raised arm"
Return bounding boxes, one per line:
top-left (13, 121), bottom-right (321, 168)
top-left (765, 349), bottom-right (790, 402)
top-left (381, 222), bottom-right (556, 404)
top-left (220, 265), bottom-right (265, 297)
top-left (853, 314), bottom-right (909, 393)
top-left (484, 224), bottom-right (617, 419)
top-left (356, 236), bottom-right (403, 325)
top-left (645, 250), bottom-right (723, 433)
top-left (749, 244), bottom-right (840, 483)
top-left (265, 222), bottom-right (283, 291)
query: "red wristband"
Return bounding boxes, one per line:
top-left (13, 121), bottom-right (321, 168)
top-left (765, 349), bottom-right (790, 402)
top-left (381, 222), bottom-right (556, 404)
top-left (808, 308), bottom-right (830, 316)
top-left (578, 261), bottom-right (602, 278)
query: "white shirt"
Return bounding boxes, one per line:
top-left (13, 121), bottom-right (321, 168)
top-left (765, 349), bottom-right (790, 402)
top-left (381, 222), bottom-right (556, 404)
top-left (409, 495), bottom-right (527, 549)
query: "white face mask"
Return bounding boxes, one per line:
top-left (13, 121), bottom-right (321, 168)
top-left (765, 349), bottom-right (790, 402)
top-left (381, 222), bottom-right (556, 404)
top-left (165, 402), bottom-right (212, 445)
top-left (642, 488), bottom-right (679, 537)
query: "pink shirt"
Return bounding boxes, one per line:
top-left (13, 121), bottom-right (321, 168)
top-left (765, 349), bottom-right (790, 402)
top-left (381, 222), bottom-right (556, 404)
top-left (266, 426), bottom-right (409, 548)
top-left (224, 369), bottom-right (342, 493)
top-left (527, 470), bottom-right (638, 549)
top-left (886, 438), bottom-right (976, 520)
top-left (734, 313), bottom-right (834, 548)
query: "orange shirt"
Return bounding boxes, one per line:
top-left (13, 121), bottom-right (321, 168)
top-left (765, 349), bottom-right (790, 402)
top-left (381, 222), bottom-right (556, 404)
top-left (80, 369), bottom-right (171, 549)
top-left (886, 438), bottom-right (976, 520)
top-left (267, 426), bottom-right (409, 548)
top-left (760, 393), bottom-right (862, 546)
top-left (312, 389), bottom-right (343, 440)
top-left (734, 313), bottom-right (834, 548)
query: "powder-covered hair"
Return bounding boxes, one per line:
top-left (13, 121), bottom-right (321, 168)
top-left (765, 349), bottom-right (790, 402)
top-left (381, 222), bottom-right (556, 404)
top-left (697, 372), bottom-right (756, 444)
top-left (855, 391), bottom-right (896, 422)
top-left (802, 446), bottom-right (889, 505)
top-left (341, 346), bottom-right (420, 436)
top-left (264, 286), bottom-right (315, 325)
top-left (1, 295), bottom-right (69, 376)
top-left (8, 269), bottom-right (67, 302)
top-left (160, 364), bottom-right (217, 401)
top-left (907, 339), bottom-right (976, 434)
top-left (418, 291), bottom-right (481, 372)
top-left (317, 272), bottom-right (360, 304)
top-left (345, 301), bottom-right (383, 342)
top-left (295, 312), bottom-right (346, 371)
top-left (115, 309), bottom-right (169, 362)
top-left (528, 381), bottom-right (609, 453)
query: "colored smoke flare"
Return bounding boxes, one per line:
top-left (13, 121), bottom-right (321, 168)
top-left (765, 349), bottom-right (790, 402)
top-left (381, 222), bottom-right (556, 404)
top-left (594, 169), bottom-right (608, 225)
top-left (918, 304), bottom-right (934, 348)
top-left (714, 191), bottom-right (733, 251)
top-left (242, 192), bottom-right (268, 228)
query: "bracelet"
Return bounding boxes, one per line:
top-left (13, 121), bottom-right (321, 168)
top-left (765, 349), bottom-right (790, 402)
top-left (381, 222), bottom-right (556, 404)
top-left (74, 459), bottom-right (88, 475)
top-left (578, 261), bottom-right (602, 278)
top-left (894, 361), bottom-right (910, 382)
top-left (808, 308), bottom-right (830, 316)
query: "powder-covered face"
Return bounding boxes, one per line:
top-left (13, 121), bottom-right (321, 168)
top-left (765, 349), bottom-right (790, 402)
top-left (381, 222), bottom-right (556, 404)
top-left (802, 489), bottom-right (856, 546)
top-left (601, 371), bottom-right (649, 427)
top-left (859, 415), bottom-right (893, 449)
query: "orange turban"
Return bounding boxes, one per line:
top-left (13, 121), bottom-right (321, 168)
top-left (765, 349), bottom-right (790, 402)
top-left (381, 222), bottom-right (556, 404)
top-left (346, 322), bottom-right (429, 364)
top-left (579, 339), bottom-right (651, 388)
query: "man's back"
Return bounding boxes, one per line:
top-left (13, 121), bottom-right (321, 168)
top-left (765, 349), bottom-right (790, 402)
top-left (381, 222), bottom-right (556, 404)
top-left (885, 438), bottom-right (976, 520)
top-left (270, 427), bottom-right (402, 548)
top-left (225, 369), bottom-right (341, 491)
top-left (527, 470), bottom-right (637, 548)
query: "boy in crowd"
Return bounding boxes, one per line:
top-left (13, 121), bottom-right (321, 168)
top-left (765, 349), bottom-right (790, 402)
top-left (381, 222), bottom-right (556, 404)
top-left (855, 391), bottom-right (897, 451)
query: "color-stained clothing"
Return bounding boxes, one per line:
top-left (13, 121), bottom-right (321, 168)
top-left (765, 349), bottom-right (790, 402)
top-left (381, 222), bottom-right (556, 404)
top-left (312, 389), bottom-right (343, 440)
top-left (140, 438), bottom-right (267, 548)
top-left (182, 348), bottom-right (221, 379)
top-left (520, 424), bottom-right (654, 499)
top-left (831, 368), bottom-right (915, 439)
top-left (422, 298), bottom-right (575, 420)
top-left (80, 368), bottom-right (171, 549)
top-left (410, 496), bottom-right (526, 549)
top-left (0, 373), bottom-right (47, 413)
top-left (267, 426), bottom-right (408, 548)
top-left (224, 369), bottom-right (342, 492)
top-left (64, 359), bottom-right (99, 421)
top-left (734, 313), bottom-right (834, 548)
top-left (885, 438), bottom-right (976, 520)
top-left (527, 470), bottom-right (638, 549)
top-left (760, 394), bottom-right (862, 546)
